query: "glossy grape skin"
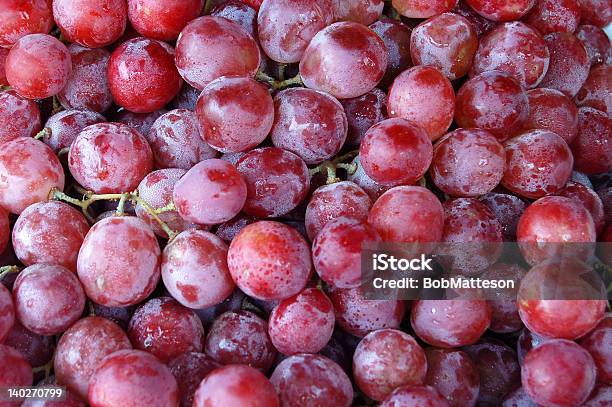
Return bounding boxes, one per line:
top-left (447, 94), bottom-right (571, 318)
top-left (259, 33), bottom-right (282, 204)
top-left (576, 25), bottom-right (611, 66)
top-left (227, 221), bottom-right (311, 301)
top-left (58, 45), bottom-right (113, 113)
top-left (392, 0), bottom-right (458, 18)
top-left (575, 65), bottom-right (612, 114)
top-left (113, 108), bottom-right (167, 135)
top-left (455, 71), bottom-right (529, 141)
top-left (162, 229), bottom-right (235, 309)
top-left (127, 0), bottom-right (203, 41)
top-left (0, 137), bottom-right (65, 215)
top-left (270, 88), bottom-right (348, 165)
top-left (175, 16), bottom-right (260, 90)
top-left (210, 0), bottom-right (257, 38)
top-left (128, 297), bottom-right (205, 363)
top-left (453, 0), bottom-right (498, 37)
top-left (0, 90), bottom-right (40, 146)
top-left (6, 34), bottom-right (71, 99)
top-left (271, 354), bottom-right (353, 407)
top-left (522, 88), bottom-right (579, 144)
top-left (353, 329), bottom-right (427, 401)
top-left (580, 314), bottom-right (612, 384)
top-left (173, 159), bottom-right (247, 225)
top-left (539, 32), bottom-right (590, 98)
top-left (328, 286), bottom-right (405, 337)
top-left (369, 19), bottom-right (413, 87)
top-left (411, 300), bottom-right (491, 348)
top-left (388, 66), bottom-right (455, 141)
top-left (481, 263), bottom-right (526, 333)
top-left (88, 349), bottom-right (180, 407)
top-left (347, 156), bottom-right (392, 201)
top-left (196, 76), bottom-right (273, 153)
top-left (13, 264), bottom-right (85, 336)
top-left (0, 344), bottom-right (33, 399)
top-left (464, 0), bottom-right (535, 21)
top-left (571, 107), bottom-right (612, 175)
top-left (108, 37), bottom-right (182, 114)
top-left (0, 283), bottom-right (13, 342)
top-left (368, 186), bottom-right (444, 244)
top-left (12, 201), bottom-right (90, 271)
top-left (43, 109), bottom-right (106, 152)
top-left (360, 118), bottom-right (433, 186)
top-left (502, 130), bottom-right (574, 199)
top-left (52, 0), bottom-right (127, 48)
top-left (4, 321), bottom-right (54, 370)
top-left (471, 22), bottom-right (549, 89)
top-left (517, 196), bottom-right (596, 266)
top-left (54, 317), bottom-right (132, 401)
top-left (340, 88), bottom-right (387, 148)
top-left (522, 339), bottom-right (597, 407)
top-left (168, 353), bottom-right (221, 407)
top-left (578, 0), bottom-right (612, 27)
top-left (333, 0), bottom-right (384, 25)
top-left (0, 0), bottom-right (52, 48)
top-left (77, 216), bottom-right (161, 307)
top-left (236, 147), bottom-right (310, 218)
top-left (430, 128), bottom-right (505, 197)
top-left (557, 181), bottom-right (606, 235)
top-left (300, 21), bottom-right (388, 99)
top-left (464, 339), bottom-right (521, 405)
top-left (523, 0), bottom-right (581, 35)
top-left (424, 348), bottom-right (479, 407)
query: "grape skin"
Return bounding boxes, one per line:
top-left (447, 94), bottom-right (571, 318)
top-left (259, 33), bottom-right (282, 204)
top-left (0, 283), bottom-right (14, 343)
top-left (0, 90), bottom-right (41, 146)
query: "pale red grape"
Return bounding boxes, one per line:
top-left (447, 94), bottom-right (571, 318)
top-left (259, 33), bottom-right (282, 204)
top-left (539, 32), bottom-right (590, 97)
top-left (392, 0), bottom-right (458, 18)
top-left (43, 109), bottom-right (106, 152)
top-left (0, 283), bottom-right (13, 342)
top-left (127, 0), bottom-right (203, 41)
top-left (424, 348), bottom-right (480, 407)
top-left (168, 353), bottom-right (221, 407)
top-left (0, 90), bottom-right (41, 145)
top-left (575, 65), bottom-right (612, 114)
top-left (522, 88), bottom-right (579, 144)
top-left (464, 0), bottom-right (535, 21)
top-left (369, 19), bottom-right (413, 87)
top-left (571, 107), bottom-right (612, 175)
top-left (0, 0), bottom-right (52, 48)
top-left (523, 0), bottom-right (580, 35)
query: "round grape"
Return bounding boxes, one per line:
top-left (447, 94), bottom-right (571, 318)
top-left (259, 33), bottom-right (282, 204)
top-left (464, 0), bottom-right (535, 21)
top-left (392, 0), bottom-right (458, 18)
top-left (0, 0), bottom-right (52, 48)
top-left (0, 90), bottom-right (40, 146)
top-left (380, 385), bottom-right (450, 407)
top-left (522, 88), bottom-right (579, 144)
top-left (577, 0), bottom-right (612, 27)
top-left (339, 88), bottom-right (388, 148)
top-left (424, 348), bottom-right (480, 407)
top-left (43, 109), bottom-right (106, 152)
top-left (575, 65), bottom-right (612, 115)
top-left (168, 352), bottom-right (221, 407)
top-left (571, 107), bottom-right (612, 175)
top-left (575, 25), bottom-right (611, 66)
top-left (539, 32), bottom-right (590, 97)
top-left (557, 181), bottom-right (606, 235)
top-left (127, 0), bottom-right (203, 41)
top-left (334, 0), bottom-right (384, 25)
top-left (369, 19), bottom-right (413, 87)
top-left (210, 0), bottom-right (257, 38)
top-left (0, 344), bottom-right (32, 393)
top-left (523, 0), bottom-right (581, 35)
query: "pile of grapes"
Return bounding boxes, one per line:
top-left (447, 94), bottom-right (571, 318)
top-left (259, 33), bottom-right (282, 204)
top-left (0, 0), bottom-right (611, 406)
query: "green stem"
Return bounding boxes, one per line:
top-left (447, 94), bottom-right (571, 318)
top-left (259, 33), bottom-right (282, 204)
top-left (277, 63), bottom-right (286, 81)
top-left (0, 265), bottom-right (20, 280)
top-left (336, 162), bottom-right (357, 175)
top-left (154, 201), bottom-right (176, 214)
top-left (203, 0), bottom-right (214, 14)
top-left (115, 193), bottom-right (129, 216)
top-left (34, 128), bottom-right (49, 140)
top-left (0, 86), bottom-right (11, 92)
top-left (256, 70), bottom-right (303, 90)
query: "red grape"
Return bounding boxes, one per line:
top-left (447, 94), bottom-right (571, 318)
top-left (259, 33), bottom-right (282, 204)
top-left (579, 313), bottom-right (612, 384)
top-left (571, 107), bottom-right (612, 175)
top-left (578, 0), bottom-right (612, 28)
top-left (136, 169), bottom-right (199, 238)
top-left (168, 352), bottom-right (221, 407)
top-left (340, 88), bottom-right (388, 148)
top-left (539, 32), bottom-right (590, 97)
top-left (522, 88), bottom-right (579, 144)
top-left (128, 296), bottom-right (205, 363)
top-left (305, 181), bottom-right (372, 240)
top-left (522, 339), bottom-right (597, 407)
top-left (270, 87), bottom-right (348, 164)
top-left (380, 385), bottom-right (450, 407)
top-left (313, 218), bottom-right (381, 288)
top-left (69, 122), bottom-right (153, 194)
top-left (43, 109), bottom-right (106, 152)
top-left (257, 0), bottom-right (334, 63)
top-left (54, 316), bottom-right (132, 400)
top-left (502, 130), bottom-right (573, 199)
top-left (162, 229), bottom-right (235, 309)
top-left (0, 344), bottom-right (32, 396)
top-left (430, 128), bottom-right (505, 197)
top-left (353, 329), bottom-right (427, 401)
top-left (411, 299), bottom-right (491, 347)
top-left (424, 348), bottom-right (480, 407)
top-left (471, 22), bottom-right (549, 89)
top-left (523, 0), bottom-right (581, 35)
top-left (369, 19), bottom-right (413, 87)
top-left (368, 186), bottom-right (444, 244)
top-left (196, 76), bottom-right (273, 153)
top-left (173, 159), bottom-right (247, 225)
top-left (88, 349), bottom-right (179, 407)
top-left (227, 221), bottom-right (311, 301)
top-left (210, 0), bottom-right (257, 38)
top-left (236, 147), bottom-right (309, 218)
top-left (557, 181), bottom-right (606, 235)
top-left (0, 48), bottom-right (6, 85)
top-left (216, 214), bottom-right (257, 243)
top-left (108, 37), bottom-right (182, 114)
top-left (300, 21), bottom-right (388, 99)
top-left (0, 137), bottom-right (65, 214)
top-left (6, 34), bottom-right (71, 99)
top-left (517, 196), bottom-right (596, 265)
top-left (576, 25), bottom-right (611, 66)
top-left (128, 0), bottom-right (203, 41)
top-left (77, 216), bottom-right (161, 307)
top-left (410, 12), bottom-right (478, 81)
top-left (0, 207), bottom-right (7, 254)
top-left (392, 0), bottom-right (458, 18)
top-left (388, 66), bottom-right (455, 141)
top-left (455, 71), bottom-right (529, 140)
top-left (270, 354), bottom-right (353, 407)
top-left (12, 201), bottom-right (89, 271)
top-left (452, 0), bottom-right (498, 37)
top-left (347, 156), bottom-right (392, 201)
top-left (58, 45), bottom-right (113, 113)
top-left (90, 304), bottom-right (134, 330)
top-left (268, 288), bottom-right (335, 355)
top-left (4, 321), bottom-right (54, 375)
top-left (518, 329), bottom-right (547, 366)
top-left (13, 264), bottom-right (85, 335)
top-left (328, 286), bottom-right (405, 337)
top-left (334, 0), bottom-right (384, 25)
top-left (0, 90), bottom-right (41, 146)
top-left (583, 385), bottom-right (612, 406)
top-left (113, 108), bottom-right (167, 135)
top-left (52, 0), bottom-right (127, 48)
top-left (0, 283), bottom-right (13, 342)
top-left (481, 263), bottom-right (526, 333)
top-left (175, 16), bottom-right (260, 90)
top-left (464, 0), bottom-right (535, 21)
top-left (0, 0), bottom-right (52, 48)
top-left (575, 64), bottom-right (611, 114)
top-left (173, 84), bottom-right (199, 111)
top-left (360, 118), bottom-right (433, 186)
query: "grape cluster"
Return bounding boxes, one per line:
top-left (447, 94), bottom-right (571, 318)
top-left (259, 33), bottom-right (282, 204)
top-left (0, 0), bottom-right (610, 406)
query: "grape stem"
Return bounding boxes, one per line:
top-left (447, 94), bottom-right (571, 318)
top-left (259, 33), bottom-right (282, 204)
top-left (32, 355), bottom-right (54, 379)
top-left (0, 86), bottom-right (11, 91)
top-left (309, 150), bottom-right (360, 182)
top-left (0, 265), bottom-right (20, 280)
top-left (336, 162), bottom-right (358, 175)
top-left (51, 96), bottom-right (63, 114)
top-left (256, 70), bottom-right (303, 90)
top-left (49, 188), bottom-right (178, 240)
top-left (34, 127), bottom-right (50, 140)
top-left (309, 161), bottom-right (340, 184)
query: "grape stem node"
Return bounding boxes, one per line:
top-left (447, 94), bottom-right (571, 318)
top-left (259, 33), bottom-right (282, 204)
top-left (256, 70), bottom-right (303, 90)
top-left (0, 265), bottom-right (20, 280)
